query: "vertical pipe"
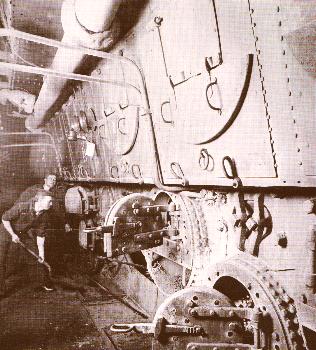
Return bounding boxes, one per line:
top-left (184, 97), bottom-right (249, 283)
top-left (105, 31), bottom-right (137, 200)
top-left (251, 309), bottom-right (262, 349)
top-left (305, 224), bottom-right (316, 293)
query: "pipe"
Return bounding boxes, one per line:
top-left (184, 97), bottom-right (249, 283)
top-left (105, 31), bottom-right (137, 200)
top-left (74, 0), bottom-right (121, 33)
top-left (0, 28), bottom-right (187, 192)
top-left (305, 224), bottom-right (316, 293)
top-left (31, 0), bottom-right (123, 130)
top-left (0, 143), bottom-right (54, 148)
top-left (0, 61), bottom-right (140, 93)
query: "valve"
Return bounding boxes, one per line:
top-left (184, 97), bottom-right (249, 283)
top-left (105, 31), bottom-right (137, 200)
top-left (110, 286), bottom-right (258, 349)
top-left (98, 194), bottom-right (179, 258)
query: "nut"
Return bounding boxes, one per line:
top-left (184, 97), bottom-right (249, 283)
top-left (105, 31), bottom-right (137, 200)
top-left (189, 309), bottom-right (197, 316)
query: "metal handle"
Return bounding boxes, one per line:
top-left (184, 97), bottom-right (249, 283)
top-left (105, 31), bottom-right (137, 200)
top-left (110, 324), bottom-right (135, 333)
top-left (222, 156), bottom-right (238, 179)
top-left (18, 240), bottom-right (52, 277)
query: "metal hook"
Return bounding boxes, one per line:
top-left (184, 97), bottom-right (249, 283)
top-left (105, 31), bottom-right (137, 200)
top-left (110, 165), bottom-right (119, 179)
top-left (199, 148), bottom-right (214, 171)
top-left (170, 162), bottom-right (188, 186)
top-left (131, 164), bottom-right (144, 184)
top-left (222, 156), bottom-right (238, 179)
top-left (110, 324), bottom-right (135, 333)
top-left (117, 117), bottom-right (127, 135)
top-left (78, 164), bottom-right (90, 179)
top-left (206, 78), bottom-right (222, 113)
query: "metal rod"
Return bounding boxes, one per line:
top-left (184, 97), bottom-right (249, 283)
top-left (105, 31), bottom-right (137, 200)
top-left (88, 277), bottom-right (149, 319)
top-left (103, 328), bottom-right (121, 350)
top-left (18, 240), bottom-right (52, 277)
top-left (104, 258), bottom-right (147, 271)
top-left (0, 61), bottom-right (141, 94)
top-left (1, 143), bottom-right (54, 148)
top-left (306, 225), bottom-right (316, 293)
top-left (0, 28), bottom-right (141, 69)
top-left (0, 131), bottom-right (53, 136)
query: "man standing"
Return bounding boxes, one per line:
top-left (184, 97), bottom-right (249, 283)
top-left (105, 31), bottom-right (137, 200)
top-left (18, 173), bottom-right (71, 231)
top-left (0, 190), bottom-right (54, 297)
top-left (17, 174), bottom-right (71, 276)
top-left (17, 174), bottom-right (57, 203)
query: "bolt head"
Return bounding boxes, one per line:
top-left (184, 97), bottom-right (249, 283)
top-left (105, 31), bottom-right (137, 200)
top-left (228, 322), bottom-right (238, 331)
top-left (288, 305), bottom-right (296, 314)
top-left (303, 199), bottom-right (315, 214)
top-left (276, 297), bottom-right (284, 306)
top-left (187, 300), bottom-right (195, 308)
top-left (228, 310), bottom-right (235, 318)
top-left (189, 309), bottom-right (197, 316)
top-left (168, 202), bottom-right (176, 212)
top-left (281, 308), bottom-right (288, 318)
top-left (283, 293), bottom-right (291, 303)
top-left (209, 310), bottom-right (216, 317)
top-left (300, 294), bottom-right (307, 304)
top-left (289, 330), bottom-right (296, 341)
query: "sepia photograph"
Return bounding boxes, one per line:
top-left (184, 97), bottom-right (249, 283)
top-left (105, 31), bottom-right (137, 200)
top-left (0, 0), bottom-right (315, 349)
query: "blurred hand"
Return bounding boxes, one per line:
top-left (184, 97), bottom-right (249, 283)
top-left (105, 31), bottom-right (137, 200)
top-left (5, 89), bottom-right (36, 114)
top-left (38, 256), bottom-right (45, 264)
top-left (9, 111), bottom-right (28, 119)
top-left (65, 223), bottom-right (72, 233)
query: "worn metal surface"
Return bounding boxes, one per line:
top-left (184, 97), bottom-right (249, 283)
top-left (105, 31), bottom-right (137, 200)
top-left (195, 253), bottom-right (308, 350)
top-left (0, 1), bottom-right (316, 349)
top-left (1, 1), bottom-right (315, 186)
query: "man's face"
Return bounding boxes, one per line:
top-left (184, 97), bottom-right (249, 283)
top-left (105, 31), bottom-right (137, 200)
top-left (44, 175), bottom-right (57, 190)
top-left (37, 196), bottom-right (53, 211)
